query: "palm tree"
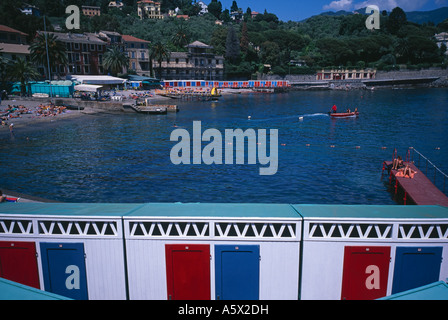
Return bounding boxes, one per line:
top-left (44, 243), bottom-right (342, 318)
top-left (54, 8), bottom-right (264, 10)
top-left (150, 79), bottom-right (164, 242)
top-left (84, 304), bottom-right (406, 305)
top-left (0, 49), bottom-right (9, 69)
top-left (103, 46), bottom-right (129, 76)
top-left (30, 33), bottom-right (68, 80)
top-left (151, 42), bottom-right (170, 80)
top-left (171, 23), bottom-right (189, 50)
top-left (0, 49), bottom-right (10, 93)
top-left (395, 38), bottom-right (410, 64)
top-left (7, 58), bottom-right (41, 96)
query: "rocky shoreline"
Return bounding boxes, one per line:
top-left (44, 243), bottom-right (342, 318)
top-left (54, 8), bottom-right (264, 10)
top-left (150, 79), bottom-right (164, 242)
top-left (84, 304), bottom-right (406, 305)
top-left (262, 68), bottom-right (448, 90)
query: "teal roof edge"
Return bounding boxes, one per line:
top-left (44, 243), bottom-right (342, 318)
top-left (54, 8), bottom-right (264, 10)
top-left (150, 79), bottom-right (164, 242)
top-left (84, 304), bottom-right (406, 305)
top-left (0, 203), bottom-right (448, 219)
top-left (0, 278), bottom-right (72, 300)
top-left (377, 281), bottom-right (448, 300)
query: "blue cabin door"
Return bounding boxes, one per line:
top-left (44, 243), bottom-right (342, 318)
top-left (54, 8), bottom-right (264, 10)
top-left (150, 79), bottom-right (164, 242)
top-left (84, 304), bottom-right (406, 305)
top-left (392, 247), bottom-right (443, 294)
top-left (215, 245), bottom-right (260, 300)
top-left (40, 243), bottom-right (88, 300)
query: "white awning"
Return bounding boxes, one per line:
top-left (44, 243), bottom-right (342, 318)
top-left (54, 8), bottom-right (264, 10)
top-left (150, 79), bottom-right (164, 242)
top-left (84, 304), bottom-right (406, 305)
top-left (74, 84), bottom-right (103, 92)
top-left (71, 75), bottom-right (127, 85)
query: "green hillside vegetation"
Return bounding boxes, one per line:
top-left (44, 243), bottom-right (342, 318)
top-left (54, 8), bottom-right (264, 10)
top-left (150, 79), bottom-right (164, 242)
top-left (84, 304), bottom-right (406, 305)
top-left (1, 0), bottom-right (448, 80)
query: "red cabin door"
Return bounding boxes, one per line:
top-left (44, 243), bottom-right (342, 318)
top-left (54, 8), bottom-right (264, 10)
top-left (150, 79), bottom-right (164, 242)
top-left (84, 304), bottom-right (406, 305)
top-left (341, 246), bottom-right (391, 300)
top-left (165, 244), bottom-right (210, 300)
top-left (0, 241), bottom-right (40, 288)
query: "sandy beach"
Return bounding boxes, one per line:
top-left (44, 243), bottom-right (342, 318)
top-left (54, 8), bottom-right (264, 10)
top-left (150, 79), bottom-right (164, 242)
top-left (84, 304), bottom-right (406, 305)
top-left (0, 98), bottom-right (88, 137)
top-left (0, 88), bottom-right (253, 139)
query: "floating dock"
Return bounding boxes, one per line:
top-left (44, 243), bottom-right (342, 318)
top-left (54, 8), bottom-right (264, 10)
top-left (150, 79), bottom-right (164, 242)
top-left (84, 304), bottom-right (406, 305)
top-left (383, 159), bottom-right (448, 206)
top-left (123, 103), bottom-right (178, 114)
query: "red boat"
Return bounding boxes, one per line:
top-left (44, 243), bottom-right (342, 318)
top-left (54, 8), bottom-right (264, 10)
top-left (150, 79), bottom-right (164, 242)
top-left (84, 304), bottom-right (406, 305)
top-left (329, 111), bottom-right (359, 118)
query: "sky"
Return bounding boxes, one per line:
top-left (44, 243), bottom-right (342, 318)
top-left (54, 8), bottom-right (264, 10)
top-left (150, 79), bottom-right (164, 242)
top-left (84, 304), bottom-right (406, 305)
top-left (217, 0), bottom-right (448, 21)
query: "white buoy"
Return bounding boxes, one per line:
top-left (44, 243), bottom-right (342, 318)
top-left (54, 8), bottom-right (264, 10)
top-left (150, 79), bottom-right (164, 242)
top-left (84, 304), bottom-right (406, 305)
top-left (299, 116), bottom-right (304, 121)
top-left (248, 116), bottom-right (251, 120)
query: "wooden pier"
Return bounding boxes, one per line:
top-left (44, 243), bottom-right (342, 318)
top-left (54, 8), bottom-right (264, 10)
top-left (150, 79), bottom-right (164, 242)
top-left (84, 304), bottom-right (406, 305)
top-left (123, 103), bottom-right (178, 114)
top-left (383, 160), bottom-right (448, 207)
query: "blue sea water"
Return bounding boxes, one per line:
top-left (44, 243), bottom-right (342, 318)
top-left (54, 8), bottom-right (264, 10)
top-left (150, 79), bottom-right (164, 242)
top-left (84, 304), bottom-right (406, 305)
top-left (1, 87), bottom-right (448, 204)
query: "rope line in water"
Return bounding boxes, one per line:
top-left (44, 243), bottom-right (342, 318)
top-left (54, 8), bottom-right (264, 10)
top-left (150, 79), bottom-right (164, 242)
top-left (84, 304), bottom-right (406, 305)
top-left (247, 113), bottom-right (329, 122)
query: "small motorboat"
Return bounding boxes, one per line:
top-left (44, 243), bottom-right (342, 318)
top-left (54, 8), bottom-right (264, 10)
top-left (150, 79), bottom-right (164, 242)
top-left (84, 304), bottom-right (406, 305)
top-left (329, 111), bottom-right (359, 118)
top-left (5, 196), bottom-right (19, 202)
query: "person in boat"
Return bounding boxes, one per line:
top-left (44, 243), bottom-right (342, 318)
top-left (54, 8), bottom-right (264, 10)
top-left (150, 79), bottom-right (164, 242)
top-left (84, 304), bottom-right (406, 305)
top-left (392, 156), bottom-right (403, 170)
top-left (331, 105), bottom-right (337, 113)
top-left (354, 108), bottom-right (358, 113)
top-left (0, 191), bottom-right (6, 203)
top-left (346, 108), bottom-right (351, 113)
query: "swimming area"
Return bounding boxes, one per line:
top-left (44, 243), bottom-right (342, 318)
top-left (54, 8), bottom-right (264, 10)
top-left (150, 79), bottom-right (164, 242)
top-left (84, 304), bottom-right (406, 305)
top-left (1, 87), bottom-right (447, 204)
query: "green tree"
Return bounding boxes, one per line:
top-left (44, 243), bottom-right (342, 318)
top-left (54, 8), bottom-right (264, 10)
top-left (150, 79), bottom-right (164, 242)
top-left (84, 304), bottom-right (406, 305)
top-left (406, 36), bottom-right (440, 64)
top-left (103, 46), bottom-right (129, 76)
top-left (244, 7), bottom-right (252, 21)
top-left (208, 0), bottom-right (222, 19)
top-left (226, 25), bottom-right (240, 62)
top-left (240, 22), bottom-right (249, 53)
top-left (339, 14), bottom-right (368, 36)
top-left (171, 23), bottom-right (190, 50)
top-left (182, 2), bottom-right (201, 17)
top-left (438, 18), bottom-right (448, 32)
top-left (151, 42), bottom-right (171, 79)
top-left (0, 49), bottom-right (10, 92)
top-left (7, 58), bottom-right (41, 96)
top-left (211, 26), bottom-right (227, 55)
top-left (30, 33), bottom-right (68, 80)
top-left (261, 41), bottom-right (280, 66)
top-left (387, 7), bottom-right (407, 35)
top-left (395, 37), bottom-right (410, 63)
top-left (0, 49), bottom-right (9, 73)
top-left (220, 9), bottom-right (231, 23)
top-left (231, 0), bottom-right (239, 12)
top-left (315, 38), bottom-right (353, 66)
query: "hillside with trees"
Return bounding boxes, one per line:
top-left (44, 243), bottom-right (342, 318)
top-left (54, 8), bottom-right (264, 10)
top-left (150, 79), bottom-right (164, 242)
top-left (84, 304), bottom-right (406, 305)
top-left (1, 0), bottom-right (448, 80)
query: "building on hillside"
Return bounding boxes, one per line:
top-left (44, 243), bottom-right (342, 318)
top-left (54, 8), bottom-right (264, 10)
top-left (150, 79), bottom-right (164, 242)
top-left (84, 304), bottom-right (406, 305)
top-left (435, 32), bottom-right (448, 55)
top-left (176, 15), bottom-right (190, 20)
top-left (38, 31), bottom-right (107, 77)
top-left (122, 35), bottom-right (151, 76)
top-left (98, 31), bottom-right (123, 46)
top-left (153, 41), bottom-right (224, 81)
top-left (230, 9), bottom-right (243, 22)
top-left (290, 60), bottom-right (307, 67)
top-left (108, 1), bottom-right (124, 10)
top-left (137, 0), bottom-right (163, 19)
top-left (82, 6), bottom-right (101, 17)
top-left (197, 1), bottom-right (208, 15)
top-left (0, 25), bottom-right (28, 45)
top-left (316, 69), bottom-right (377, 81)
top-left (0, 25), bottom-right (30, 62)
top-left (20, 3), bottom-right (41, 16)
top-left (251, 11), bottom-right (260, 19)
top-left (0, 43), bottom-right (30, 62)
